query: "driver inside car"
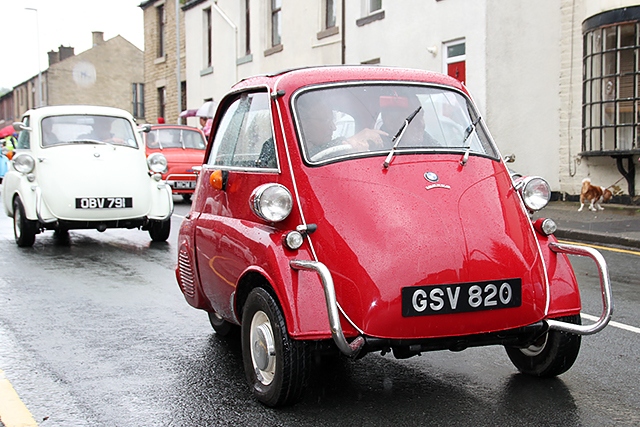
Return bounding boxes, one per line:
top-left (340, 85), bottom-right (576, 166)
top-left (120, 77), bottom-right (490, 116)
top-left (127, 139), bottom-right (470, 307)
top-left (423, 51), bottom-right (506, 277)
top-left (297, 95), bottom-right (387, 160)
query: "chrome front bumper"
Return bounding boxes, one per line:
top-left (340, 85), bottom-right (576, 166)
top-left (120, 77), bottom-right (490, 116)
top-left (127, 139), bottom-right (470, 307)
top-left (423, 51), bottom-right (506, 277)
top-left (290, 242), bottom-right (612, 357)
top-left (290, 259), bottom-right (365, 357)
top-left (547, 242), bottom-right (613, 335)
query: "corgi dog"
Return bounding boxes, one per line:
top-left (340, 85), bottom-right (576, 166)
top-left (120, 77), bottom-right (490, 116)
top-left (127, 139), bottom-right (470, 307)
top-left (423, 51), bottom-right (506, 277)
top-left (578, 178), bottom-right (612, 212)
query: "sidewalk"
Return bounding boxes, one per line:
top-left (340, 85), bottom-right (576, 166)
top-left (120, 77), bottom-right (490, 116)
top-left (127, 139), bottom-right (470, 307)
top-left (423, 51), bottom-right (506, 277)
top-left (535, 201), bottom-right (640, 249)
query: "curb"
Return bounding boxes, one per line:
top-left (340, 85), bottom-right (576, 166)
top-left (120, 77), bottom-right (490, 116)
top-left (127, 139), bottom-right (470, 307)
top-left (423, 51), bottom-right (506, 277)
top-left (555, 229), bottom-right (640, 250)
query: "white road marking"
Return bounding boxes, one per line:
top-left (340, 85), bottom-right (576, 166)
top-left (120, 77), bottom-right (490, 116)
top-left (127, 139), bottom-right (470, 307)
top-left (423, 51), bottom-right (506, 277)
top-left (582, 313), bottom-right (640, 334)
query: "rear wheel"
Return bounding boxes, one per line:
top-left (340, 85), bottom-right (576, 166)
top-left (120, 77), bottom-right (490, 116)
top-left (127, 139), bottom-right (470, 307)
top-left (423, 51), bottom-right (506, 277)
top-left (242, 288), bottom-right (310, 407)
top-left (505, 315), bottom-right (581, 377)
top-left (148, 219), bottom-right (171, 242)
top-left (208, 310), bottom-right (239, 337)
top-left (13, 197), bottom-right (37, 247)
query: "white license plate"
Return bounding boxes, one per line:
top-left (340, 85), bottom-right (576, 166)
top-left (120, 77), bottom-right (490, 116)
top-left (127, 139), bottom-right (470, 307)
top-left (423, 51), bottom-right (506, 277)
top-left (402, 278), bottom-right (522, 317)
top-left (75, 197), bottom-right (133, 209)
top-left (171, 181), bottom-right (196, 189)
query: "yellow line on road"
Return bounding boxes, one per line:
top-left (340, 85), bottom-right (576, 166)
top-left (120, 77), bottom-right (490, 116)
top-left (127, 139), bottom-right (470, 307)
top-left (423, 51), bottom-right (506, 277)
top-left (0, 369), bottom-right (38, 427)
top-left (558, 239), bottom-right (640, 256)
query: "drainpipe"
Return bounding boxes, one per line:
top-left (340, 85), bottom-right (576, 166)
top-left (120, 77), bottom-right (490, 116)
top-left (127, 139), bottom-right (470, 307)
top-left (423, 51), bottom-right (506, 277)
top-left (341, 0), bottom-right (346, 64)
top-left (212, 1), bottom-right (238, 83)
top-left (176, 0), bottom-right (181, 122)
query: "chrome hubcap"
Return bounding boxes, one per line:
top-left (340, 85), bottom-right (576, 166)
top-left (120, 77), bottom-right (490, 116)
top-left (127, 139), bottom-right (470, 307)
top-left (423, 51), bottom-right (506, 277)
top-left (250, 311), bottom-right (276, 385)
top-left (521, 333), bottom-right (548, 357)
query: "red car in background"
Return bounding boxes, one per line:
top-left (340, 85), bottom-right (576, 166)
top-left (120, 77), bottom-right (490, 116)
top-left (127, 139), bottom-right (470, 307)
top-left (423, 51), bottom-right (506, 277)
top-left (144, 124), bottom-right (207, 202)
top-left (175, 66), bottom-right (612, 407)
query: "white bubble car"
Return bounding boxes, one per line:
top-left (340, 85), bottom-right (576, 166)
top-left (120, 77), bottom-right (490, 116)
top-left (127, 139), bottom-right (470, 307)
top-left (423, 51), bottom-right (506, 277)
top-left (2, 105), bottom-right (173, 247)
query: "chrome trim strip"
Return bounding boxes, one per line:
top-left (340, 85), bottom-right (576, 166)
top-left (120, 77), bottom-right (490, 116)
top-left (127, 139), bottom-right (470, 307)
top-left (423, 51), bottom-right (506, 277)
top-left (548, 242), bottom-right (613, 335)
top-left (290, 259), bottom-right (365, 357)
top-left (34, 186), bottom-right (57, 224)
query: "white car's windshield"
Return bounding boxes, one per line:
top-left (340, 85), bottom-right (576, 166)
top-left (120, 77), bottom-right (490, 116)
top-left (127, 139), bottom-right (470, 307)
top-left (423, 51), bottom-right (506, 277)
top-left (41, 115), bottom-right (138, 148)
top-left (146, 128), bottom-right (206, 150)
top-left (294, 84), bottom-right (498, 163)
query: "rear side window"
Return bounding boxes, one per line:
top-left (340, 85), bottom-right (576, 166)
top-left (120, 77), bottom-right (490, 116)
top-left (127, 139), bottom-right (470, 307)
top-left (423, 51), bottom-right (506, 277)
top-left (207, 91), bottom-right (276, 170)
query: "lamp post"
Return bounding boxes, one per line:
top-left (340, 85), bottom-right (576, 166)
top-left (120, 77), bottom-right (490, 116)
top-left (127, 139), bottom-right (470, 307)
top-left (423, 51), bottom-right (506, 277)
top-left (25, 7), bottom-right (43, 107)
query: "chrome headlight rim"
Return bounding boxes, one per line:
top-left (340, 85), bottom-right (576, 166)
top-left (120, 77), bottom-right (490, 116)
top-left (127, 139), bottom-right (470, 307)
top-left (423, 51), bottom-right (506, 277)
top-left (250, 183), bottom-right (293, 223)
top-left (12, 153), bottom-right (36, 174)
top-left (147, 152), bottom-right (168, 174)
top-left (517, 176), bottom-right (551, 212)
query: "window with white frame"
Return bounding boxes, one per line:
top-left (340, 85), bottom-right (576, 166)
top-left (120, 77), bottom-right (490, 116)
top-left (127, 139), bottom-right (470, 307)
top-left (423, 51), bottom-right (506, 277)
top-left (132, 83), bottom-right (145, 119)
top-left (326, 0), bottom-right (336, 29)
top-left (243, 0), bottom-right (251, 56)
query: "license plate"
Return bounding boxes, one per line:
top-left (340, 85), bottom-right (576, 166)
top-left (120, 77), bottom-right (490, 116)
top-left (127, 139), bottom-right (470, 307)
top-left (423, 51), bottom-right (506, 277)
top-left (75, 197), bottom-right (133, 209)
top-left (401, 278), bottom-right (522, 317)
top-left (171, 181), bottom-right (195, 189)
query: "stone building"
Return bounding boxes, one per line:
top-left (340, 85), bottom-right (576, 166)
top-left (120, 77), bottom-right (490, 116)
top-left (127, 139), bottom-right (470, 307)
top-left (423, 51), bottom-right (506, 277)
top-left (177, 0), bottom-right (639, 201)
top-left (140, 0), bottom-right (187, 125)
top-left (12, 32), bottom-right (144, 120)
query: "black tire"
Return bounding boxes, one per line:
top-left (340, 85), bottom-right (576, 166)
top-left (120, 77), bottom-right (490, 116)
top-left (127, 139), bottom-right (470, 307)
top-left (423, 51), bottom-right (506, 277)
top-left (181, 194), bottom-right (192, 203)
top-left (149, 219), bottom-right (171, 242)
top-left (241, 287), bottom-right (310, 407)
top-left (208, 311), bottom-right (239, 337)
top-left (505, 315), bottom-right (582, 377)
top-left (13, 197), bottom-right (37, 247)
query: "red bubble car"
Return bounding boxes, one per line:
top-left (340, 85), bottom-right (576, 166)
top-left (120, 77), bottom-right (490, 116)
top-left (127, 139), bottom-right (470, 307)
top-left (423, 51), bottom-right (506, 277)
top-left (175, 66), bottom-right (612, 407)
top-left (143, 124), bottom-right (207, 202)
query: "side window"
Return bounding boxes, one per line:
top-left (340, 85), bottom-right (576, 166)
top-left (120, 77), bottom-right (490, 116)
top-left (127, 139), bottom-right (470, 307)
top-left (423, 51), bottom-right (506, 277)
top-left (207, 91), bottom-right (275, 169)
top-left (16, 116), bottom-right (30, 149)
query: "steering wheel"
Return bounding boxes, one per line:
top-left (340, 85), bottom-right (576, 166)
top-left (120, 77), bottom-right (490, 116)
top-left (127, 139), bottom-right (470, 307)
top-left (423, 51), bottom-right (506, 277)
top-left (310, 143), bottom-right (353, 162)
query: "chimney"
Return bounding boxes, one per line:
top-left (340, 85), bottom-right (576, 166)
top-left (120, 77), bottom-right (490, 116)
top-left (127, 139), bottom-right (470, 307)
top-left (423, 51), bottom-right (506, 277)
top-left (92, 31), bottom-right (104, 47)
top-left (48, 50), bottom-right (59, 66)
top-left (58, 45), bottom-right (75, 61)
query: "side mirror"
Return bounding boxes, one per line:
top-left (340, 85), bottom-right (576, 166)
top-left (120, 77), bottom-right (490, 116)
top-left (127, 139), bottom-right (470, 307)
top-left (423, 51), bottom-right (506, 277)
top-left (139, 124), bottom-right (152, 133)
top-left (503, 154), bottom-right (516, 163)
top-left (13, 122), bottom-right (29, 131)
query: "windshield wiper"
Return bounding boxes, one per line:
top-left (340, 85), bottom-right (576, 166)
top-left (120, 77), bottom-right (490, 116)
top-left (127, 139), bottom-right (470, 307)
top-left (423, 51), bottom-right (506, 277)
top-left (459, 116), bottom-right (481, 166)
top-left (382, 106), bottom-right (422, 169)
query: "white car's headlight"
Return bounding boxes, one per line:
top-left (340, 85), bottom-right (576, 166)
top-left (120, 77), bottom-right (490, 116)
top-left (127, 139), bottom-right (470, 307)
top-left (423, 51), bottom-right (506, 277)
top-left (147, 153), bottom-right (168, 174)
top-left (250, 184), bottom-right (293, 222)
top-left (517, 176), bottom-right (551, 211)
top-left (13, 153), bottom-right (36, 174)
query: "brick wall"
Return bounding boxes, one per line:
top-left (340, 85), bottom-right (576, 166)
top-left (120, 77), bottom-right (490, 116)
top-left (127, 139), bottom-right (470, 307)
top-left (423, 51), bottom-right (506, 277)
top-left (142, 0), bottom-right (187, 124)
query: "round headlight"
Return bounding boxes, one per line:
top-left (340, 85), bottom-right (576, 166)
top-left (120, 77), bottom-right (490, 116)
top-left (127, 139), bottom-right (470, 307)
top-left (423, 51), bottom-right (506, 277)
top-left (147, 152), bottom-right (168, 174)
top-left (250, 184), bottom-right (293, 222)
top-left (519, 176), bottom-right (551, 211)
top-left (13, 153), bottom-right (36, 174)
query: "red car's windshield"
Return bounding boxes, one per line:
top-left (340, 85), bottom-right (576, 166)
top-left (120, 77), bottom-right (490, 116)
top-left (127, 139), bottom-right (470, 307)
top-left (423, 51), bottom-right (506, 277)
top-left (147, 128), bottom-right (206, 150)
top-left (293, 84), bottom-right (498, 164)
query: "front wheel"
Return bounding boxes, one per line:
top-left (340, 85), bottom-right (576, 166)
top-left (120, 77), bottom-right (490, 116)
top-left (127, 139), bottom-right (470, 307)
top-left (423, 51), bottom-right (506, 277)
top-left (505, 315), bottom-right (582, 377)
top-left (13, 197), bottom-right (37, 247)
top-left (148, 219), bottom-right (171, 242)
top-left (241, 288), bottom-right (310, 407)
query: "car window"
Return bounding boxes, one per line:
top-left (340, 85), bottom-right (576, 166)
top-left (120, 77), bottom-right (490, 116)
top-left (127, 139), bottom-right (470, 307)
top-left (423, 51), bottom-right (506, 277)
top-left (147, 128), bottom-right (206, 150)
top-left (294, 84), bottom-right (498, 164)
top-left (207, 91), bottom-right (276, 169)
top-left (41, 115), bottom-right (138, 148)
top-left (16, 116), bottom-right (30, 149)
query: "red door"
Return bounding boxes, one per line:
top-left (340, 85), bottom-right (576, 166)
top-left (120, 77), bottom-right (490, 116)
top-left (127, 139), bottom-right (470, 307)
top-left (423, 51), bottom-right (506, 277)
top-left (448, 60), bottom-right (466, 85)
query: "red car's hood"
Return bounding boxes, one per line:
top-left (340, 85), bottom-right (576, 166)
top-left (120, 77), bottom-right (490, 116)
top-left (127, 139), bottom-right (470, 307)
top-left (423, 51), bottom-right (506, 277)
top-left (298, 154), bottom-right (547, 339)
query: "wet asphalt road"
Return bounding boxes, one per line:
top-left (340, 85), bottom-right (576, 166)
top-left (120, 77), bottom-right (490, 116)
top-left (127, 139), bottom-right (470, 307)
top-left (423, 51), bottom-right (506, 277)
top-left (0, 196), bottom-right (639, 426)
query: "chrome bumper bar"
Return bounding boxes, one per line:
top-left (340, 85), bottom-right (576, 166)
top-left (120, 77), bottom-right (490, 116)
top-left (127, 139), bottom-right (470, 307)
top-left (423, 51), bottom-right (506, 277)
top-left (290, 260), bottom-right (365, 357)
top-left (548, 242), bottom-right (613, 335)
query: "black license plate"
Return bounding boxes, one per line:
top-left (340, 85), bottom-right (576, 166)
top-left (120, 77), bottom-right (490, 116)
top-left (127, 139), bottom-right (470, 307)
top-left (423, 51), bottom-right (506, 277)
top-left (75, 197), bottom-right (133, 209)
top-left (401, 278), bottom-right (522, 317)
